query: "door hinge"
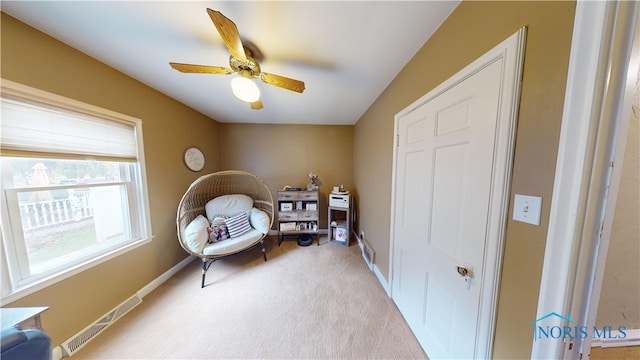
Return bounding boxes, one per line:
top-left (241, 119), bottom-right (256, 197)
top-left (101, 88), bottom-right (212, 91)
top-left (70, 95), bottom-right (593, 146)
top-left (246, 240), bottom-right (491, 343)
top-left (396, 134), bottom-right (400, 148)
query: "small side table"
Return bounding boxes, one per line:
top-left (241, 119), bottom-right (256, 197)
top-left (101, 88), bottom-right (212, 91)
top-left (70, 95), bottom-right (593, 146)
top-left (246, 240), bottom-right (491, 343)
top-left (1, 306), bottom-right (49, 330)
top-left (328, 193), bottom-right (352, 246)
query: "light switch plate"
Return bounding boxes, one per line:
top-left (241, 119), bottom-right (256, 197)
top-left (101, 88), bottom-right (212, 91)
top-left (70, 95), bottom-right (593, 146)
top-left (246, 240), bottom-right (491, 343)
top-left (513, 194), bottom-right (542, 226)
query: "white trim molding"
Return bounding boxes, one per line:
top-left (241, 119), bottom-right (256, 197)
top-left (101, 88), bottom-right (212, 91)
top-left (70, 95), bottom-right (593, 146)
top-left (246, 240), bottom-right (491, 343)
top-left (582, 3), bottom-right (640, 357)
top-left (138, 255), bottom-right (195, 298)
top-left (591, 329), bottom-right (640, 348)
top-left (373, 264), bottom-right (390, 296)
top-left (531, 1), bottom-right (639, 359)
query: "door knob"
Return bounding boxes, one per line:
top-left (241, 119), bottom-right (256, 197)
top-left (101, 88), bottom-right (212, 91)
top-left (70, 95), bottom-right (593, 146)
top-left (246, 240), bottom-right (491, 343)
top-left (457, 266), bottom-right (473, 290)
top-left (456, 266), bottom-right (470, 277)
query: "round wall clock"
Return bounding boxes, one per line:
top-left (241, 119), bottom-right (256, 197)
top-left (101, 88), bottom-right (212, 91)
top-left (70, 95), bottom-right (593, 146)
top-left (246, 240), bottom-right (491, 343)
top-left (184, 147), bottom-right (205, 172)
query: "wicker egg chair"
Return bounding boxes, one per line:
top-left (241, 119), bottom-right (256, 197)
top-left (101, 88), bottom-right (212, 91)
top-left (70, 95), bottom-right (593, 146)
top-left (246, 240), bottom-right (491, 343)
top-left (176, 170), bottom-right (274, 287)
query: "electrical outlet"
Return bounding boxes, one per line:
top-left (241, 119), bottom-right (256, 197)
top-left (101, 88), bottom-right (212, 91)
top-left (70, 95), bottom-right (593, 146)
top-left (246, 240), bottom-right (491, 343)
top-left (360, 231), bottom-right (365, 240)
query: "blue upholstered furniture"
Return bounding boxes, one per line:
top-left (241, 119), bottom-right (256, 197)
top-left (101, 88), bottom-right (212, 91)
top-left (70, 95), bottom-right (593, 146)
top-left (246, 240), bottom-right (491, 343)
top-left (1, 326), bottom-right (52, 360)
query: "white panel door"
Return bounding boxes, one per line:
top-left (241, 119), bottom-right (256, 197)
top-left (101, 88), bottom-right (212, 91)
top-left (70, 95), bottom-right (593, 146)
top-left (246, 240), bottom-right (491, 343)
top-left (391, 58), bottom-right (505, 359)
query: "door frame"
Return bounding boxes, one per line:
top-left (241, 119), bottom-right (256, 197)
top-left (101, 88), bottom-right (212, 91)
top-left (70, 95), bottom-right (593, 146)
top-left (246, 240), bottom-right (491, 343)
top-left (531, 0), bottom-right (639, 358)
top-left (389, 27), bottom-right (526, 359)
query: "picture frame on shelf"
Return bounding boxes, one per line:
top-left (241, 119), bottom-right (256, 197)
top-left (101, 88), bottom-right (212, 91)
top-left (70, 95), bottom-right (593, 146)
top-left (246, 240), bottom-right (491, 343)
top-left (280, 202), bottom-right (293, 212)
top-left (280, 222), bottom-right (297, 231)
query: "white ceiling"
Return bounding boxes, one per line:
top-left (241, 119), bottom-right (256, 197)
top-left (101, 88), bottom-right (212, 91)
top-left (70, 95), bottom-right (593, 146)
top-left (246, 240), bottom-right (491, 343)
top-left (2, 1), bottom-right (459, 125)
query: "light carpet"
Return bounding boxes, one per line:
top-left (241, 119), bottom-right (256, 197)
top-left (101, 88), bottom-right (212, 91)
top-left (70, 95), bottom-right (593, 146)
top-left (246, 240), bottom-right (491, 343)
top-left (71, 236), bottom-right (428, 359)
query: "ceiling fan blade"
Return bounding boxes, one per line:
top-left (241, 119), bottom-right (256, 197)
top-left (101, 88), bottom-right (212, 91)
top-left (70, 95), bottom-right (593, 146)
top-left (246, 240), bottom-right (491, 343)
top-left (250, 99), bottom-right (263, 110)
top-left (260, 73), bottom-right (306, 93)
top-left (169, 62), bottom-right (233, 75)
top-left (207, 8), bottom-right (247, 62)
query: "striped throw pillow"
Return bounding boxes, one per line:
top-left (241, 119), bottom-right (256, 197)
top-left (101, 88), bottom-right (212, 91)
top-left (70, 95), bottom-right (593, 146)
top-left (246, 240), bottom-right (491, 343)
top-left (225, 212), bottom-right (252, 238)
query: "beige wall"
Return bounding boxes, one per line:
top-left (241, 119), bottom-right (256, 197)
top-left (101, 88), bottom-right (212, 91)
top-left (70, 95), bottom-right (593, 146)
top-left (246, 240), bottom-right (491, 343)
top-left (1, 13), bottom-right (223, 346)
top-left (219, 123), bottom-right (353, 228)
top-left (1, 12), bottom-right (355, 347)
top-left (596, 79), bottom-right (640, 329)
top-left (1, 1), bottom-right (585, 357)
top-left (353, 1), bottom-right (575, 358)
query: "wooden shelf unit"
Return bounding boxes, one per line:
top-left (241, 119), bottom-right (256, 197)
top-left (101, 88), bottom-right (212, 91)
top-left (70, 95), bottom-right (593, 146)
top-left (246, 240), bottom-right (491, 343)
top-left (277, 190), bottom-right (319, 246)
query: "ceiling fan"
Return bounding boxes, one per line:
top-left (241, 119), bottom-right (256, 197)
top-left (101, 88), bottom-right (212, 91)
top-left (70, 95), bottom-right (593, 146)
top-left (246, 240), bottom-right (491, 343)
top-left (169, 8), bottom-right (306, 110)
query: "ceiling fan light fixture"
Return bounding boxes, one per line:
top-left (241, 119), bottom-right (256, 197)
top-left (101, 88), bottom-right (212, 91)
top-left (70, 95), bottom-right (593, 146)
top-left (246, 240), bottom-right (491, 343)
top-left (231, 76), bottom-right (260, 103)
top-left (170, 9), bottom-right (305, 109)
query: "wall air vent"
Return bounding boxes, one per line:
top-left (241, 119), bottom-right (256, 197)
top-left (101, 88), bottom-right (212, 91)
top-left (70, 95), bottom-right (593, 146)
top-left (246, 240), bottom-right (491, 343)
top-left (357, 232), bottom-right (375, 270)
top-left (61, 294), bottom-right (142, 356)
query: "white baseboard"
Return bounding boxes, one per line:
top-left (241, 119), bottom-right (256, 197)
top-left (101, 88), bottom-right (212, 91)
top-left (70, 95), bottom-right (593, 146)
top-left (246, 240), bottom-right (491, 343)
top-left (373, 264), bottom-right (391, 297)
top-left (52, 255), bottom-right (195, 359)
top-left (138, 255), bottom-right (195, 298)
top-left (350, 230), bottom-right (389, 297)
top-left (591, 328), bottom-right (640, 348)
top-left (52, 345), bottom-right (63, 360)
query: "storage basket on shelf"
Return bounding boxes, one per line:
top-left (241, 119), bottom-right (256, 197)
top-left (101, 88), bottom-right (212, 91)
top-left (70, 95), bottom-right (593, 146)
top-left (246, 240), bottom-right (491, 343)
top-left (176, 170), bottom-right (274, 287)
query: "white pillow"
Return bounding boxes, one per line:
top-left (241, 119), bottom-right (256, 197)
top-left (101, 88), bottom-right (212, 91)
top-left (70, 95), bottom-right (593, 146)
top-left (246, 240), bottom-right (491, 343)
top-left (225, 211), bottom-right (252, 238)
top-left (211, 216), bottom-right (228, 226)
top-left (183, 215), bottom-right (209, 253)
top-left (249, 208), bottom-right (270, 234)
top-left (205, 194), bottom-right (254, 222)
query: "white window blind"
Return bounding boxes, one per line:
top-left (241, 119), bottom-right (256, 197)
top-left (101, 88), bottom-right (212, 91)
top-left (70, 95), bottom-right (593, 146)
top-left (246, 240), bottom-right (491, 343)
top-left (1, 96), bottom-right (137, 161)
top-left (0, 80), bottom-right (152, 303)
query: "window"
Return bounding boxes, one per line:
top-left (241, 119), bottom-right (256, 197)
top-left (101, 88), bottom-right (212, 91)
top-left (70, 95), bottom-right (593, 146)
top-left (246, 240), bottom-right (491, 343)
top-left (0, 80), bottom-right (152, 301)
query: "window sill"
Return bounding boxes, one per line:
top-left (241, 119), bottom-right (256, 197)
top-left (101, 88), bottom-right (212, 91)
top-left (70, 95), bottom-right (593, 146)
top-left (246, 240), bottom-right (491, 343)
top-left (1, 235), bottom-right (154, 304)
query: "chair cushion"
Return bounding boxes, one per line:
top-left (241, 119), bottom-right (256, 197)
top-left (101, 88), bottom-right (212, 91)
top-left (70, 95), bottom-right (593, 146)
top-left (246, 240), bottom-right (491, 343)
top-left (205, 194), bottom-right (253, 222)
top-left (249, 207), bottom-right (270, 234)
top-left (183, 215), bottom-right (209, 253)
top-left (202, 228), bottom-right (263, 256)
